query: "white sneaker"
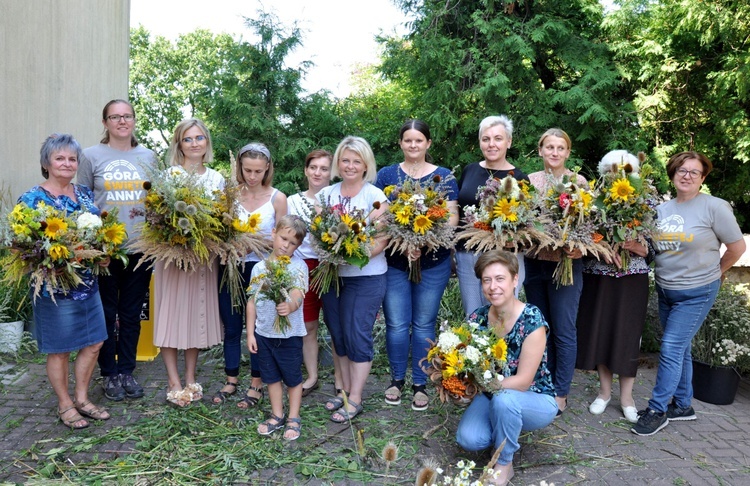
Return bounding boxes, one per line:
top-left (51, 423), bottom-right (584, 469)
top-left (622, 405), bottom-right (639, 423)
top-left (589, 397), bottom-right (611, 415)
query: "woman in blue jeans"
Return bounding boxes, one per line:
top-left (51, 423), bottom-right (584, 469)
top-left (632, 151), bottom-right (745, 436)
top-left (375, 119), bottom-right (459, 411)
top-left (456, 250), bottom-right (557, 486)
top-left (524, 128), bottom-right (586, 415)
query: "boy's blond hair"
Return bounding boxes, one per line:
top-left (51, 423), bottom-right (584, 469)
top-left (275, 214), bottom-right (307, 242)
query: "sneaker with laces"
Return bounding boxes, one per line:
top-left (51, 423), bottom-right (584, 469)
top-left (631, 408), bottom-right (668, 436)
top-left (666, 401), bottom-right (696, 421)
top-left (120, 374), bottom-right (145, 398)
top-left (103, 375), bottom-right (126, 401)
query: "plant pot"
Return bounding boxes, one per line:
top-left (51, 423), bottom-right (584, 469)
top-left (0, 320), bottom-right (24, 353)
top-left (692, 359), bottom-right (740, 405)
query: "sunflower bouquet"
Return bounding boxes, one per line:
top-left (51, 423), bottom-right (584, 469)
top-left (248, 255), bottom-right (306, 334)
top-left (460, 175), bottom-right (554, 253)
top-left (0, 202), bottom-right (128, 300)
top-left (381, 175), bottom-right (456, 283)
top-left (74, 208), bottom-right (129, 276)
top-left (304, 195), bottom-right (381, 295)
top-left (212, 151), bottom-right (272, 308)
top-left (421, 320), bottom-right (509, 403)
top-left (537, 172), bottom-right (610, 286)
top-left (130, 166), bottom-right (224, 271)
top-left (595, 154), bottom-right (660, 271)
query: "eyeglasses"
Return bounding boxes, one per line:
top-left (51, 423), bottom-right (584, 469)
top-left (106, 114), bottom-right (135, 122)
top-left (182, 135), bottom-right (207, 144)
top-left (676, 168), bottom-right (703, 179)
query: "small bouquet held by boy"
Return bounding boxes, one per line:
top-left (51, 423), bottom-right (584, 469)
top-left (0, 203), bottom-right (128, 300)
top-left (303, 194), bottom-right (382, 295)
top-left (460, 174), bottom-right (554, 254)
top-left (246, 215), bottom-right (309, 441)
top-left (381, 174), bottom-right (456, 283)
top-left (421, 319), bottom-right (509, 404)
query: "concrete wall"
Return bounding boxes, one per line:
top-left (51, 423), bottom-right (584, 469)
top-left (0, 0), bottom-right (130, 207)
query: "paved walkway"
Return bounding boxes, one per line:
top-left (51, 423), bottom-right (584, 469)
top-left (0, 351), bottom-right (748, 484)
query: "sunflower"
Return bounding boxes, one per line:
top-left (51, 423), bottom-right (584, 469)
top-left (394, 207), bottom-right (412, 225)
top-left (442, 350), bottom-right (464, 379)
top-left (12, 223), bottom-right (31, 236)
top-left (577, 189), bottom-right (593, 208)
top-left (609, 179), bottom-right (635, 202)
top-left (48, 243), bottom-right (70, 260)
top-left (340, 213), bottom-right (354, 227)
top-left (277, 255), bottom-right (291, 265)
top-left (492, 198), bottom-right (520, 222)
top-left (491, 339), bottom-right (508, 361)
top-left (413, 214), bottom-right (433, 234)
top-left (232, 213), bottom-right (261, 233)
top-left (101, 222), bottom-right (126, 245)
top-left (383, 185), bottom-right (396, 197)
top-left (311, 215), bottom-right (322, 231)
top-left (44, 217), bottom-right (68, 239)
top-left (321, 231), bottom-right (334, 244)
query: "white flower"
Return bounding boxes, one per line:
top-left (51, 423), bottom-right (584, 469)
top-left (77, 212), bottom-right (102, 230)
top-left (483, 369), bottom-right (493, 380)
top-left (468, 321), bottom-right (479, 329)
top-left (463, 345), bottom-right (480, 363)
top-left (437, 331), bottom-right (461, 352)
top-left (496, 374), bottom-right (504, 382)
top-left (456, 460), bottom-right (465, 469)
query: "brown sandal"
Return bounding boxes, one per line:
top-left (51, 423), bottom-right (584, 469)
top-left (237, 386), bottom-right (263, 409)
top-left (74, 400), bottom-right (110, 421)
top-left (58, 405), bottom-right (89, 430)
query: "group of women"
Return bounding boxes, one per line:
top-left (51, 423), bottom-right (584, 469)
top-left (24, 100), bottom-right (744, 484)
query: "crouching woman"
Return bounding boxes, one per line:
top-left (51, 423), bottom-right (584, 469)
top-left (455, 250), bottom-right (557, 485)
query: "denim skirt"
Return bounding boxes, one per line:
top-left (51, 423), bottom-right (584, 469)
top-left (33, 292), bottom-right (107, 353)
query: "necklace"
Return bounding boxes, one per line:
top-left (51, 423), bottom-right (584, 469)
top-left (403, 160), bottom-right (424, 179)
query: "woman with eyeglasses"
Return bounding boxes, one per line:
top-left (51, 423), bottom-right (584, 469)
top-left (78, 99), bottom-right (157, 403)
top-left (153, 118), bottom-right (225, 407)
top-left (223, 142), bottom-right (288, 410)
top-left (632, 151), bottom-right (745, 436)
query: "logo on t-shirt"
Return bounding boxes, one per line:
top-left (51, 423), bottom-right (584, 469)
top-left (656, 214), bottom-right (693, 253)
top-left (103, 160), bottom-right (146, 204)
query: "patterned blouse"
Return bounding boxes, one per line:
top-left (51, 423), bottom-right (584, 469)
top-left (18, 184), bottom-right (100, 300)
top-left (468, 304), bottom-right (555, 397)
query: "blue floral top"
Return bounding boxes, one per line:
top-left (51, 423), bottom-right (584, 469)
top-left (18, 184), bottom-right (100, 300)
top-left (468, 304), bottom-right (555, 397)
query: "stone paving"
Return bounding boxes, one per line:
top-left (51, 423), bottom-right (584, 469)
top-left (0, 350), bottom-right (748, 485)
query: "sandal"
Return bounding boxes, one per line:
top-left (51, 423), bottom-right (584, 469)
top-left (74, 400), bottom-right (110, 420)
top-left (185, 383), bottom-right (203, 401)
top-left (58, 405), bottom-right (89, 430)
top-left (325, 389), bottom-right (346, 411)
top-left (257, 413), bottom-right (286, 436)
top-left (284, 417), bottom-right (302, 441)
top-left (212, 381), bottom-right (238, 404)
top-left (331, 399), bottom-right (363, 423)
top-left (411, 385), bottom-right (429, 412)
top-left (384, 379), bottom-right (405, 406)
top-left (237, 386), bottom-right (263, 409)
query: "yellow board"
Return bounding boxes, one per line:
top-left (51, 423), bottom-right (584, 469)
top-left (136, 276), bottom-right (160, 361)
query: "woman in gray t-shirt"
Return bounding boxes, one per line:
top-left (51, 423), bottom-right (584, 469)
top-left (632, 151), bottom-right (745, 437)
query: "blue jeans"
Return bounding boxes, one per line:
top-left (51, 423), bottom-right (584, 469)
top-left (383, 257), bottom-right (451, 385)
top-left (98, 253), bottom-right (153, 376)
top-left (218, 262), bottom-right (260, 378)
top-left (649, 279), bottom-right (721, 412)
top-left (523, 257), bottom-right (582, 397)
top-left (456, 251), bottom-right (525, 317)
top-left (456, 390), bottom-right (557, 465)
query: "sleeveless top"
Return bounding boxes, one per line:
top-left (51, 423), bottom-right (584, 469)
top-left (243, 188), bottom-right (278, 262)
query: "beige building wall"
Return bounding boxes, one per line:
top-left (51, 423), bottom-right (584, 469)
top-left (0, 0), bottom-right (130, 206)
